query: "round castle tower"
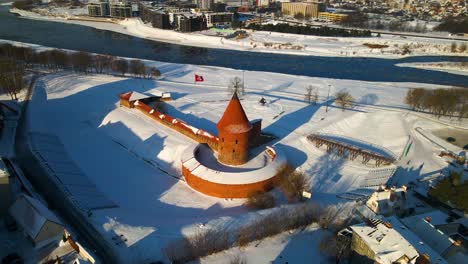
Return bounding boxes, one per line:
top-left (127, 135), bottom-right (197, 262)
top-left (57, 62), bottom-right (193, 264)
top-left (216, 93), bottom-right (252, 165)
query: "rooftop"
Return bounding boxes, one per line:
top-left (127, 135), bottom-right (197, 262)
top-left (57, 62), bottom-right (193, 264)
top-left (216, 92), bottom-right (252, 134)
top-left (350, 218), bottom-right (419, 264)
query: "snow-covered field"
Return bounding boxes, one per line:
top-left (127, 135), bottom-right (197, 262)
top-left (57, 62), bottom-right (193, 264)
top-left (19, 52), bottom-right (468, 262)
top-left (397, 61), bottom-right (468, 76)
top-left (10, 7), bottom-right (468, 58)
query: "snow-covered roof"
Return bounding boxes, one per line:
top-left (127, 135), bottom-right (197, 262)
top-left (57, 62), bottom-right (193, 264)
top-left (350, 218), bottom-right (419, 264)
top-left (129, 91), bottom-right (151, 102)
top-left (181, 144), bottom-right (287, 184)
top-left (387, 217), bottom-right (448, 264)
top-left (401, 214), bottom-right (454, 255)
top-left (402, 211), bottom-right (449, 227)
top-left (9, 194), bottom-right (63, 240)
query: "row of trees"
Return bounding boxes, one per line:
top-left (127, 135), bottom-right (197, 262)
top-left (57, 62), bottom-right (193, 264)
top-left (246, 23), bottom-right (372, 38)
top-left (434, 16), bottom-right (468, 34)
top-left (0, 59), bottom-right (26, 100)
top-left (0, 43), bottom-right (162, 100)
top-left (0, 43), bottom-right (161, 78)
top-left (405, 88), bottom-right (468, 119)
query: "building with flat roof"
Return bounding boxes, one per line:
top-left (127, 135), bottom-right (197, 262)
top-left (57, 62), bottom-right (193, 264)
top-left (110, 2), bottom-right (132, 18)
top-left (204, 12), bottom-right (233, 27)
top-left (176, 14), bottom-right (207, 32)
top-left (87, 1), bottom-right (110, 17)
top-left (318, 11), bottom-right (348, 22)
top-left (281, 2), bottom-right (325, 18)
top-left (139, 3), bottom-right (172, 29)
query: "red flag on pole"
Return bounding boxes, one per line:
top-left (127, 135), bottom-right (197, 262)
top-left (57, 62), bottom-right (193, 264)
top-left (195, 74), bottom-right (204, 82)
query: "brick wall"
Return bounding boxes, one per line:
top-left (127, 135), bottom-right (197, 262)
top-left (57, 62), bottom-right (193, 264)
top-left (123, 98), bottom-right (219, 149)
top-left (182, 164), bottom-right (278, 198)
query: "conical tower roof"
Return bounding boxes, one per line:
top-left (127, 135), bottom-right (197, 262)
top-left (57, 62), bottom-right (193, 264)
top-left (217, 92), bottom-right (252, 134)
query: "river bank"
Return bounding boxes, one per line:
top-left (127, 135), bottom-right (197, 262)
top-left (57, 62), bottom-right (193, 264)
top-left (9, 7), bottom-right (468, 59)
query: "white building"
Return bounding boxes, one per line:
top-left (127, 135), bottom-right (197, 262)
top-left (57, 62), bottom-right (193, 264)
top-left (9, 194), bottom-right (65, 247)
top-left (366, 186), bottom-right (408, 216)
top-left (349, 217), bottom-right (449, 264)
top-left (257, 0), bottom-right (271, 7)
top-left (350, 218), bottom-right (419, 264)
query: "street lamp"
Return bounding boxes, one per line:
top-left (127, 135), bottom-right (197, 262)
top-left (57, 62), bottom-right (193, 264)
top-left (326, 84), bottom-right (331, 113)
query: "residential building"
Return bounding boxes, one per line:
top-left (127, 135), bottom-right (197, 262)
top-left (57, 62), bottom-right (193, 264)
top-left (110, 2), bottom-right (132, 18)
top-left (402, 212), bottom-right (468, 264)
top-left (140, 3), bottom-right (172, 29)
top-left (366, 186), bottom-right (409, 216)
top-left (198, 0), bottom-right (215, 9)
top-left (9, 194), bottom-right (65, 247)
top-left (281, 2), bottom-right (325, 18)
top-left (350, 218), bottom-right (419, 264)
top-left (205, 12), bottom-right (234, 27)
top-left (176, 14), bottom-right (207, 32)
top-left (87, 1), bottom-right (110, 17)
top-left (318, 11), bottom-right (348, 22)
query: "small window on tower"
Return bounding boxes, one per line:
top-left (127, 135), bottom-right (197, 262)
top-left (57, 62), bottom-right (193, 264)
top-left (235, 139), bottom-right (238, 144)
top-left (222, 138), bottom-right (224, 142)
top-left (233, 149), bottom-right (235, 153)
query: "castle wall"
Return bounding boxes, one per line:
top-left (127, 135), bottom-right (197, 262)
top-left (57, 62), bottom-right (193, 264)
top-left (121, 98), bottom-right (219, 149)
top-left (182, 164), bottom-right (278, 198)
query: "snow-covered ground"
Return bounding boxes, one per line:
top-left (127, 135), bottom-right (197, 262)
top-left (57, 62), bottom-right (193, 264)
top-left (19, 50), bottom-right (468, 262)
top-left (9, 7), bottom-right (468, 58)
top-left (397, 61), bottom-right (468, 76)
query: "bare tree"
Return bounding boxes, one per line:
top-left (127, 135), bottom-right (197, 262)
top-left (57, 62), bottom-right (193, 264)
top-left (111, 59), bottom-right (128, 76)
top-left (405, 88), bottom-right (425, 110)
top-left (335, 91), bottom-right (354, 111)
top-left (228, 76), bottom-right (244, 97)
top-left (0, 59), bottom-right (26, 100)
top-left (71, 51), bottom-right (92, 73)
top-left (49, 49), bottom-right (70, 70)
top-left (93, 54), bottom-right (112, 74)
top-left (129, 59), bottom-right (145, 77)
top-left (312, 88), bottom-right (319, 104)
top-left (305, 85), bottom-right (313, 104)
top-left (305, 85), bottom-right (318, 104)
top-left (151, 67), bottom-right (161, 79)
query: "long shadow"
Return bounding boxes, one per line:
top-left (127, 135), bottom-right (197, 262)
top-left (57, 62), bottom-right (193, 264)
top-left (271, 228), bottom-right (329, 264)
top-left (24, 75), bottom-right (253, 262)
top-left (305, 152), bottom-right (347, 193)
top-left (163, 101), bottom-right (218, 135)
top-left (264, 101), bottom-right (324, 140)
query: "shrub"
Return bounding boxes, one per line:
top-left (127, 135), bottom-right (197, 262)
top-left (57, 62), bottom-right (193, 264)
top-left (245, 191), bottom-right (275, 210)
top-left (230, 254), bottom-right (247, 264)
top-left (276, 165), bottom-right (309, 202)
top-left (163, 227), bottom-right (230, 263)
top-left (446, 137), bottom-right (456, 143)
top-left (334, 91), bottom-right (354, 111)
